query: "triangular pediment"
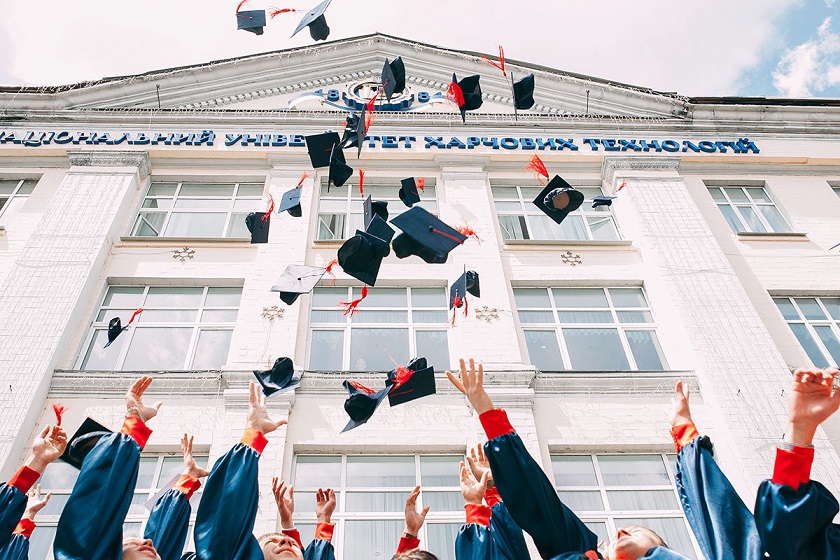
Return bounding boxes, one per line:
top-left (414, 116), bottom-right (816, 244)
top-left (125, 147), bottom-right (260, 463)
top-left (0, 34), bottom-right (689, 120)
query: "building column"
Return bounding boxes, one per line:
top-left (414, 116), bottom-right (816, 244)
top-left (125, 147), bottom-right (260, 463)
top-left (0, 150), bottom-right (148, 478)
top-left (602, 156), bottom-right (840, 492)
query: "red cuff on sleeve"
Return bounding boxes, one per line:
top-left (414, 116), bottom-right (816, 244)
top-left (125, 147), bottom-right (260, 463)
top-left (281, 528), bottom-right (303, 548)
top-left (397, 536), bottom-right (421, 554)
top-left (240, 428), bottom-right (268, 454)
top-left (670, 422), bottom-right (700, 453)
top-left (772, 445), bottom-right (815, 490)
top-left (120, 417), bottom-right (152, 450)
top-left (8, 466), bottom-right (39, 493)
top-left (479, 409), bottom-right (515, 441)
top-left (174, 474), bottom-right (201, 499)
top-left (465, 503), bottom-right (491, 527)
top-left (314, 522), bottom-right (334, 542)
top-left (13, 518), bottom-right (35, 538)
top-left (484, 486), bottom-right (501, 508)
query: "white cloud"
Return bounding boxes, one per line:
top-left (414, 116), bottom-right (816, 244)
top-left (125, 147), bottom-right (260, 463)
top-left (773, 16), bottom-right (840, 96)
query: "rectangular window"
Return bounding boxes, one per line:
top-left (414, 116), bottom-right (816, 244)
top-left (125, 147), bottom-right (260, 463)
top-left (493, 184), bottom-right (619, 242)
top-left (80, 286), bottom-right (241, 371)
top-left (552, 453), bottom-right (698, 559)
top-left (309, 287), bottom-right (450, 371)
top-left (707, 185), bottom-right (791, 234)
top-left (316, 181), bottom-right (438, 241)
top-left (832, 186), bottom-right (840, 199)
top-left (292, 454), bottom-right (462, 560)
top-left (774, 296), bottom-right (840, 367)
top-left (0, 179), bottom-right (37, 225)
top-left (29, 452), bottom-right (209, 560)
top-left (515, 287), bottom-right (666, 371)
top-left (131, 181), bottom-right (264, 238)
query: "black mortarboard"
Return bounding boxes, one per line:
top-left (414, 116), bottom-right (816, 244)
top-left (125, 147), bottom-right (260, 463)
top-left (364, 195), bottom-right (389, 228)
top-left (271, 264), bottom-right (327, 305)
top-left (381, 57), bottom-right (406, 101)
top-left (451, 73), bottom-right (483, 123)
top-left (337, 222), bottom-right (391, 286)
top-left (245, 212), bottom-right (270, 243)
top-left (532, 176), bottom-right (584, 225)
top-left (236, 10), bottom-right (267, 35)
top-left (398, 178), bottom-right (422, 208)
top-left (305, 132), bottom-right (343, 169)
top-left (253, 357), bottom-right (300, 397)
top-left (328, 149), bottom-right (353, 190)
top-left (339, 111), bottom-right (366, 158)
top-left (278, 188), bottom-right (303, 217)
top-left (512, 74), bottom-right (535, 110)
top-left (449, 270), bottom-right (480, 309)
top-left (386, 357), bottom-right (436, 406)
top-left (291, 0), bottom-right (332, 41)
top-left (390, 207), bottom-right (466, 264)
top-left (341, 380), bottom-right (392, 432)
top-left (592, 195), bottom-right (617, 208)
top-left (105, 317), bottom-right (125, 348)
top-left (60, 417), bottom-right (112, 470)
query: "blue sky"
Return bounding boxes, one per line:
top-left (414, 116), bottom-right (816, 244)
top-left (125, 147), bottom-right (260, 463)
top-left (0, 0), bottom-right (837, 98)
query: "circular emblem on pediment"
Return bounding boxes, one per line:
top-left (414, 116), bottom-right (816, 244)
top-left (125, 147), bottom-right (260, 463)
top-left (342, 78), bottom-right (414, 111)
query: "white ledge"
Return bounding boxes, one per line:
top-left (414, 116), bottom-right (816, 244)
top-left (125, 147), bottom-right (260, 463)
top-left (736, 232), bottom-right (809, 241)
top-left (503, 239), bottom-right (635, 249)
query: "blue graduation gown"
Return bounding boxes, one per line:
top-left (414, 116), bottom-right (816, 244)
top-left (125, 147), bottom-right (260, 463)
top-left (303, 538), bottom-right (335, 560)
top-left (455, 501), bottom-right (528, 560)
top-left (0, 534), bottom-right (29, 560)
top-left (0, 481), bottom-right (30, 550)
top-left (144, 489), bottom-right (192, 560)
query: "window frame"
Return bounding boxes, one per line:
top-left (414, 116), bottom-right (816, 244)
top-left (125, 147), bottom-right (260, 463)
top-left (0, 178), bottom-right (37, 223)
top-left (707, 185), bottom-right (792, 234)
top-left (773, 296), bottom-right (840, 368)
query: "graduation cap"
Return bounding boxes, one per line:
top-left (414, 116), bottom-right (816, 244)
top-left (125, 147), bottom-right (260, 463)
top-left (104, 309), bottom-right (143, 348)
top-left (364, 195), bottom-right (389, 228)
top-left (60, 417), bottom-right (112, 470)
top-left (337, 221), bottom-right (391, 286)
top-left (592, 195), bottom-right (617, 208)
top-left (449, 270), bottom-right (480, 309)
top-left (512, 73), bottom-right (535, 110)
top-left (381, 57), bottom-right (406, 102)
top-left (278, 188), bottom-right (303, 217)
top-left (386, 357), bottom-right (436, 406)
top-left (532, 176), bottom-right (584, 226)
top-left (291, 0), bottom-right (332, 41)
top-left (339, 112), bottom-right (366, 158)
top-left (236, 9), bottom-right (267, 35)
top-left (398, 178), bottom-right (422, 208)
top-left (253, 357), bottom-right (300, 396)
top-left (448, 74), bottom-right (483, 123)
top-left (271, 264), bottom-right (327, 305)
top-left (341, 380), bottom-right (392, 432)
top-left (245, 212), bottom-right (270, 243)
top-left (391, 207), bottom-right (466, 264)
top-left (305, 132), bottom-right (343, 169)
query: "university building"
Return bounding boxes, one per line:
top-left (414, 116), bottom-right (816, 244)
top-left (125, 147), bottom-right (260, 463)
top-left (1, 33), bottom-right (840, 559)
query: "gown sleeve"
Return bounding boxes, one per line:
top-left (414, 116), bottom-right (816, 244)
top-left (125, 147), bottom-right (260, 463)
top-left (0, 467), bottom-right (39, 550)
top-left (488, 500), bottom-right (530, 560)
top-left (53, 417), bottom-right (151, 560)
top-left (455, 503), bottom-right (492, 560)
top-left (0, 533), bottom-right (29, 560)
top-left (303, 523), bottom-right (335, 560)
top-left (143, 475), bottom-right (201, 560)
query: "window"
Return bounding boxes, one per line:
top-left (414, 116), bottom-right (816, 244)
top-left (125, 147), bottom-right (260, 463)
top-left (309, 287), bottom-right (450, 372)
top-left (317, 182), bottom-right (438, 241)
top-left (832, 186), bottom-right (840, 199)
top-left (708, 185), bottom-right (791, 234)
top-left (131, 181), bottom-right (264, 238)
top-left (0, 179), bottom-right (37, 225)
top-left (29, 452), bottom-right (209, 560)
top-left (80, 286), bottom-right (241, 371)
top-left (552, 453), bottom-right (698, 559)
top-left (774, 296), bottom-right (840, 367)
top-left (514, 287), bottom-right (667, 371)
top-left (292, 455), bottom-right (463, 560)
top-left (492, 184), bottom-right (619, 241)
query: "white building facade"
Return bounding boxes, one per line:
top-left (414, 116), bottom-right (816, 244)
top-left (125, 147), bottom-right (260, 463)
top-left (1, 33), bottom-right (840, 560)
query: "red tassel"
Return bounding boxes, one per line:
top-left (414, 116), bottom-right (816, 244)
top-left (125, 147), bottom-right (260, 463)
top-left (269, 8), bottom-right (298, 18)
top-left (262, 195), bottom-right (275, 221)
top-left (446, 81), bottom-right (465, 108)
top-left (617, 180), bottom-right (627, 192)
top-left (52, 403), bottom-right (66, 426)
top-left (415, 178), bottom-right (425, 192)
top-left (358, 169), bottom-right (365, 198)
top-left (339, 285), bottom-right (368, 317)
top-left (430, 227), bottom-right (465, 245)
top-left (127, 308), bottom-right (144, 325)
top-left (456, 225), bottom-right (480, 242)
top-left (393, 366), bottom-right (414, 388)
top-left (325, 258), bottom-right (338, 276)
top-left (480, 45), bottom-right (506, 76)
top-left (525, 155), bottom-right (549, 184)
top-left (235, 0), bottom-right (249, 12)
top-left (365, 92), bottom-right (377, 130)
top-left (296, 172), bottom-right (310, 189)
top-left (349, 381), bottom-right (375, 395)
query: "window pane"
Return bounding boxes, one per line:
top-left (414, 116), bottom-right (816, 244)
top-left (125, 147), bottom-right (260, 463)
top-left (814, 326), bottom-right (840, 365)
top-left (496, 201), bottom-right (523, 212)
top-left (583, 522), bottom-right (609, 545)
top-left (180, 183), bottom-right (235, 197)
top-left (524, 330), bottom-right (564, 371)
top-left (498, 215), bottom-right (528, 240)
top-left (588, 216), bottom-right (619, 241)
top-left (145, 287), bottom-right (203, 307)
top-left (723, 187), bottom-right (749, 202)
top-left (351, 310), bottom-right (408, 323)
top-left (619, 518), bottom-right (696, 560)
top-left (415, 330), bottom-right (450, 372)
top-left (821, 298), bottom-right (840, 320)
top-left (40, 462), bottom-right (80, 490)
top-left (774, 298), bottom-right (799, 320)
top-left (563, 329), bottom-right (629, 371)
top-left (598, 455), bottom-right (669, 486)
top-left (309, 331), bottom-right (344, 370)
top-left (794, 298), bottom-right (827, 320)
top-left (294, 456), bottom-right (341, 488)
top-left (528, 215), bottom-right (566, 240)
top-left (103, 287), bottom-right (144, 307)
top-left (136, 457), bottom-right (159, 488)
top-left (411, 288), bottom-right (447, 308)
top-left (148, 183), bottom-right (177, 196)
top-left (140, 309), bottom-right (198, 322)
top-left (28, 525), bottom-right (55, 560)
top-left (192, 330), bottom-right (232, 369)
top-left (552, 455), bottom-right (597, 486)
top-left (345, 492), bottom-right (407, 512)
top-left (736, 206), bottom-right (766, 233)
top-left (173, 198), bottom-right (231, 209)
top-left (420, 456), bottom-right (461, 486)
top-left (236, 184), bottom-right (265, 197)
top-left (518, 310), bottom-right (555, 324)
top-left (312, 288), bottom-right (348, 307)
top-left (557, 311), bottom-right (614, 323)
top-left (617, 311), bottom-right (654, 323)
top-left (163, 213), bottom-right (227, 237)
top-left (557, 490), bottom-right (604, 511)
top-left (491, 186), bottom-right (519, 199)
top-left (128, 492), bottom-right (150, 515)
top-left (718, 204), bottom-right (746, 233)
top-left (426, 523), bottom-right (460, 560)
top-left (608, 490), bottom-right (678, 511)
top-left (610, 288), bottom-right (647, 308)
top-left (133, 212), bottom-right (165, 236)
top-left (349, 329), bottom-right (409, 371)
top-left (81, 330), bottom-right (123, 370)
top-left (205, 287), bottom-right (242, 307)
top-left (226, 213), bottom-right (250, 237)
top-left (343, 520), bottom-right (402, 560)
top-left (757, 205), bottom-right (792, 233)
top-left (413, 310), bottom-right (448, 323)
top-left (122, 327), bottom-right (193, 370)
top-left (626, 330), bottom-right (666, 370)
top-left (789, 323), bottom-right (830, 367)
top-left (358, 288), bottom-right (407, 307)
top-left (553, 288), bottom-right (609, 308)
top-left (346, 456), bottom-right (414, 487)
top-left (423, 491), bottom-right (462, 511)
top-left (200, 309), bottom-right (239, 322)
top-left (513, 288), bottom-right (550, 308)
top-left (555, 215), bottom-right (589, 240)
top-left (0, 180), bottom-right (19, 194)
top-left (746, 187), bottom-right (771, 202)
top-left (311, 310), bottom-right (346, 323)
top-left (318, 213), bottom-right (345, 240)
top-left (40, 492), bottom-right (70, 515)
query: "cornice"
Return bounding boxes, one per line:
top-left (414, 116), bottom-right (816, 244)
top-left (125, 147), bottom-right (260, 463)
top-left (67, 150), bottom-right (150, 178)
top-left (601, 156), bottom-right (681, 184)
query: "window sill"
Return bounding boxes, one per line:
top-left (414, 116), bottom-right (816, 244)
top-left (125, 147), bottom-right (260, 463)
top-left (503, 239), bottom-right (634, 248)
top-left (118, 236), bottom-right (252, 246)
top-left (532, 370), bottom-right (697, 395)
top-left (0, 225), bottom-right (5, 236)
top-left (736, 232), bottom-right (808, 242)
top-left (313, 239), bottom-right (344, 247)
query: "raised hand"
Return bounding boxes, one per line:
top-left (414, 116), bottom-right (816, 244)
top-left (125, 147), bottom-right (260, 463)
top-left (181, 434), bottom-right (209, 478)
top-left (445, 358), bottom-right (494, 414)
top-left (29, 425), bottom-right (67, 473)
top-left (125, 376), bottom-right (162, 422)
top-left (670, 381), bottom-right (694, 427)
top-left (403, 485), bottom-right (429, 538)
top-left (23, 485), bottom-right (52, 521)
top-left (459, 461), bottom-right (488, 505)
top-left (467, 445), bottom-right (494, 489)
top-left (315, 488), bottom-right (336, 523)
top-left (247, 381), bottom-right (287, 434)
top-left (272, 478), bottom-right (295, 529)
top-left (786, 368), bottom-right (840, 446)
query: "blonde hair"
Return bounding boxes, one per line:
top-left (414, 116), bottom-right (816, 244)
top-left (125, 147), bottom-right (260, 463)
top-left (395, 551), bottom-right (439, 560)
top-left (257, 533), bottom-right (301, 548)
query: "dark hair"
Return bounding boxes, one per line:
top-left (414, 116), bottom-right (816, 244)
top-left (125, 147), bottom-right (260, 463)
top-left (394, 551), bottom-right (439, 560)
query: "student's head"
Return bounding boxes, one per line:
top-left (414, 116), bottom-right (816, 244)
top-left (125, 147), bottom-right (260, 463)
top-left (605, 525), bottom-right (668, 560)
top-left (258, 533), bottom-right (304, 560)
top-left (122, 537), bottom-right (160, 560)
top-left (395, 551), bottom-right (438, 560)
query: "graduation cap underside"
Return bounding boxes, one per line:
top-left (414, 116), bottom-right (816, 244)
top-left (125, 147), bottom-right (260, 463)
top-left (253, 357), bottom-right (300, 396)
top-left (381, 57), bottom-right (406, 101)
top-left (291, 0), bottom-right (332, 41)
top-left (450, 270), bottom-right (480, 309)
top-left (532, 176), bottom-right (584, 226)
top-left (342, 380), bottom-right (392, 432)
top-left (513, 73), bottom-right (535, 110)
top-left (271, 264), bottom-right (326, 305)
top-left (387, 357), bottom-right (436, 406)
top-left (245, 212), bottom-right (270, 243)
top-left (60, 417), bottom-right (112, 470)
top-left (390, 206), bottom-right (466, 264)
top-left (398, 178), bottom-right (421, 208)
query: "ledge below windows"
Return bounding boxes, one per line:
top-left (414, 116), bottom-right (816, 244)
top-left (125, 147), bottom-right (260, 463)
top-left (503, 239), bottom-right (635, 250)
top-left (532, 370), bottom-right (698, 395)
top-left (736, 232), bottom-right (808, 242)
top-left (117, 236), bottom-right (252, 246)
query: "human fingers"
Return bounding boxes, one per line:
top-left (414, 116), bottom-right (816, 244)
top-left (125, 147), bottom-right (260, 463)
top-left (420, 505), bottom-right (430, 519)
top-left (445, 370), bottom-right (466, 394)
top-left (275, 419), bottom-right (288, 429)
top-left (272, 477), bottom-right (279, 495)
top-left (37, 425), bottom-right (50, 439)
top-left (477, 361), bottom-right (484, 388)
top-left (42, 491), bottom-right (51, 504)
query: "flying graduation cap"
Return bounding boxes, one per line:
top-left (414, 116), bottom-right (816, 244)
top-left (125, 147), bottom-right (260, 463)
top-left (533, 176), bottom-right (585, 226)
top-left (271, 264), bottom-right (327, 305)
top-left (278, 188), bottom-right (303, 217)
top-left (386, 357), bottom-right (436, 406)
top-left (291, 0), bottom-right (332, 41)
top-left (337, 215), bottom-right (394, 286)
top-left (449, 270), bottom-right (480, 326)
top-left (391, 206), bottom-right (467, 264)
top-left (398, 177), bottom-right (423, 208)
top-left (592, 195), bottom-right (617, 208)
top-left (253, 357), bottom-right (300, 397)
top-left (339, 111), bottom-right (367, 158)
top-left (245, 212), bottom-right (270, 243)
top-left (60, 417), bottom-right (112, 470)
top-left (236, 8), bottom-right (267, 35)
top-left (104, 308), bottom-right (143, 348)
top-left (512, 73), bottom-right (535, 111)
top-left (381, 57), bottom-right (406, 102)
top-left (447, 73), bottom-right (483, 123)
top-left (305, 132), bottom-right (353, 190)
top-left (363, 195), bottom-right (389, 228)
top-left (341, 380), bottom-right (392, 432)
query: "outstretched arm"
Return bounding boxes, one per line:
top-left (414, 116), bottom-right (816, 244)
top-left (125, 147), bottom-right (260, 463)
top-left (455, 460), bottom-right (491, 560)
top-left (395, 486), bottom-right (428, 555)
top-left (302, 488), bottom-right (336, 560)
